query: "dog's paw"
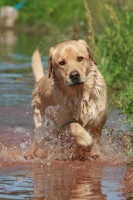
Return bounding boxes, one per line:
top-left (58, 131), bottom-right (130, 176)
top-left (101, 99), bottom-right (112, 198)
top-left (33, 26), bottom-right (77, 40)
top-left (76, 133), bottom-right (93, 147)
top-left (70, 123), bottom-right (94, 148)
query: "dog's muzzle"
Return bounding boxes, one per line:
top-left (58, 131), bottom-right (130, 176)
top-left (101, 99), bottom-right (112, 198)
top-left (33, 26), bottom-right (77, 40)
top-left (69, 70), bottom-right (81, 85)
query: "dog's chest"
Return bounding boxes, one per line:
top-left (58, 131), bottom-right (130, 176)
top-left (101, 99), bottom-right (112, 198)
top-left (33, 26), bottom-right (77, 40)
top-left (56, 92), bottom-right (98, 127)
top-left (79, 98), bottom-right (98, 127)
top-left (53, 84), bottom-right (103, 127)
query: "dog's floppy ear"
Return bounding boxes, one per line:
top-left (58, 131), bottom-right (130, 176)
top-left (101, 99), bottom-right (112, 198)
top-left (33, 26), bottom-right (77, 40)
top-left (78, 40), bottom-right (97, 66)
top-left (48, 47), bottom-right (54, 78)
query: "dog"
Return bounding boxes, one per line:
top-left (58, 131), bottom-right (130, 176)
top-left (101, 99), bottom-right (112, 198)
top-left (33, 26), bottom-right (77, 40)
top-left (32, 40), bottom-right (108, 148)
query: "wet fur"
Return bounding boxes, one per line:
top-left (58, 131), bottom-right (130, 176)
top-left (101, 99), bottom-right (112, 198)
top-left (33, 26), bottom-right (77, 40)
top-left (32, 40), bottom-right (108, 148)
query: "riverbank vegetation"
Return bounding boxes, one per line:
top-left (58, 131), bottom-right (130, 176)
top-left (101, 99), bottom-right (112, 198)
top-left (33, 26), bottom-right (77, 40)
top-left (1, 0), bottom-right (133, 154)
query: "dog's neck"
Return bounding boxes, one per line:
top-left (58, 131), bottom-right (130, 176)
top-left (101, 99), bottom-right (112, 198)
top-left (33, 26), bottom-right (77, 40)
top-left (53, 79), bottom-right (83, 103)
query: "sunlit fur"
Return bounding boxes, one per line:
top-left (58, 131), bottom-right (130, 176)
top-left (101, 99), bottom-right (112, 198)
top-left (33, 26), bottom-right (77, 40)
top-left (32, 40), bottom-right (108, 148)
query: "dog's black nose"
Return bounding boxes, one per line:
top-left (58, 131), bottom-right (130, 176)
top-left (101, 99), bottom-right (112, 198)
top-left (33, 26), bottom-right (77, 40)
top-left (69, 71), bottom-right (80, 80)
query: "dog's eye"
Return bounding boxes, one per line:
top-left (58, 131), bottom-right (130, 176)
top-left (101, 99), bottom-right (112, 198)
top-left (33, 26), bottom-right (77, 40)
top-left (59, 61), bottom-right (66, 66)
top-left (77, 56), bottom-right (84, 62)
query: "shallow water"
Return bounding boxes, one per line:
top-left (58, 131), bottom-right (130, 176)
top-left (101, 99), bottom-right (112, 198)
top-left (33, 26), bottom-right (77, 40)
top-left (0, 29), bottom-right (130, 199)
top-left (0, 161), bottom-right (127, 200)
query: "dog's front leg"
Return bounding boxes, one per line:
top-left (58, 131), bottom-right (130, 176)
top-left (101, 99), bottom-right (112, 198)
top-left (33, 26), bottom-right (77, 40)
top-left (34, 107), bottom-right (43, 128)
top-left (70, 123), bottom-right (93, 148)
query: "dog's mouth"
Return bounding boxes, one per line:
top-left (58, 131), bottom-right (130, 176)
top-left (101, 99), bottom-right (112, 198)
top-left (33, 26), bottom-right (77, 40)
top-left (65, 80), bottom-right (85, 86)
top-left (71, 80), bottom-right (84, 86)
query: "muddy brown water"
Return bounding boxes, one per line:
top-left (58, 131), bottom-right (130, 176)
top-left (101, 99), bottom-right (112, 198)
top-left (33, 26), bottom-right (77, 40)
top-left (0, 30), bottom-right (130, 199)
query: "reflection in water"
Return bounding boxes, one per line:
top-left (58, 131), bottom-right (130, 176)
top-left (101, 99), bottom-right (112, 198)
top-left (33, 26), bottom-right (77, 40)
top-left (71, 181), bottom-right (93, 199)
top-left (0, 30), bottom-right (17, 47)
top-left (0, 170), bottom-right (34, 200)
top-left (32, 162), bottom-right (106, 200)
top-left (0, 161), bottom-right (126, 200)
top-left (101, 165), bottom-right (127, 200)
top-left (0, 30), bottom-right (18, 56)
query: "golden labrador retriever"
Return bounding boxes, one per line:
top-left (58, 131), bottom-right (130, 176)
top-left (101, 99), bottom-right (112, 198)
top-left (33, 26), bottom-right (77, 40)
top-left (32, 40), bottom-right (108, 148)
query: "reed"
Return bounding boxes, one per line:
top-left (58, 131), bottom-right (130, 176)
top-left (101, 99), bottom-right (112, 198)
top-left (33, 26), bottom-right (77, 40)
top-left (82, 0), bottom-right (95, 47)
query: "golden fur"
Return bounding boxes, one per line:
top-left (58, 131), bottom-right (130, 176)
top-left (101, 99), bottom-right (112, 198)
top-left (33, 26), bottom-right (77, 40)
top-left (32, 40), bottom-right (108, 148)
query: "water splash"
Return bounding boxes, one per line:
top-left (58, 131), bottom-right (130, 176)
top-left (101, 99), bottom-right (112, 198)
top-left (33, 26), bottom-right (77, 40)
top-left (32, 106), bottom-right (79, 161)
top-left (0, 106), bottom-right (131, 163)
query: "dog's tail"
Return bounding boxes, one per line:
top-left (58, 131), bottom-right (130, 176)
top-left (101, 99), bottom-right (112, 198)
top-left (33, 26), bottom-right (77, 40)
top-left (32, 49), bottom-right (44, 82)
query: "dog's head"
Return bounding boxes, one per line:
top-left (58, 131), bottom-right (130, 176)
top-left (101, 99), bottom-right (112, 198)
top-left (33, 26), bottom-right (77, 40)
top-left (48, 40), bottom-right (97, 86)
